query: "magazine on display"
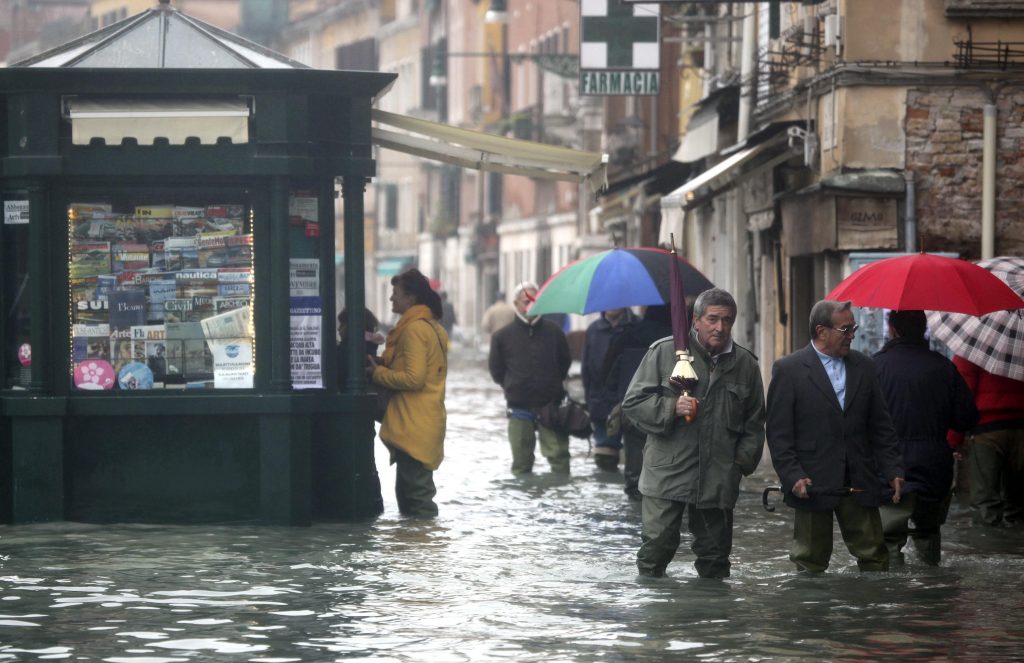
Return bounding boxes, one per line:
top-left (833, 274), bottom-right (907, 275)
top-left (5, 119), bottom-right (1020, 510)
top-left (70, 241), bottom-right (111, 278)
top-left (112, 243), bottom-right (150, 272)
top-left (71, 323), bottom-right (111, 363)
top-left (164, 237), bottom-right (199, 271)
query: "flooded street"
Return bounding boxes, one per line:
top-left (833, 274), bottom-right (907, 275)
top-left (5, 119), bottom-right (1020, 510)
top-left (2, 348), bottom-right (1023, 661)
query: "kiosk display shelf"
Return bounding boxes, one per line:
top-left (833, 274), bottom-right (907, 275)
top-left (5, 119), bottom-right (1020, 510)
top-left (68, 201), bottom-right (254, 391)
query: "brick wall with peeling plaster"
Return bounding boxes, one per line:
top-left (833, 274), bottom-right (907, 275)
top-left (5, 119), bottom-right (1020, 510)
top-left (906, 87), bottom-right (1024, 259)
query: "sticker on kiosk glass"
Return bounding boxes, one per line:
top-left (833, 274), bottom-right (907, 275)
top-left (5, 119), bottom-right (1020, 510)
top-left (74, 359), bottom-right (116, 390)
top-left (17, 343), bottom-right (31, 367)
top-left (117, 361), bottom-right (154, 390)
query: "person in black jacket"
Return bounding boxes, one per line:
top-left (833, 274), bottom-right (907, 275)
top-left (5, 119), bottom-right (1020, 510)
top-left (488, 282), bottom-right (572, 475)
top-left (767, 299), bottom-right (904, 573)
top-left (582, 307), bottom-right (639, 470)
top-left (337, 307), bottom-right (385, 385)
top-left (601, 305), bottom-right (672, 497)
top-left (873, 309), bottom-right (979, 565)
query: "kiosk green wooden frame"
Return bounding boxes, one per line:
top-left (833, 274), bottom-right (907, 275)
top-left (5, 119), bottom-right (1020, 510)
top-left (0, 4), bottom-right (395, 524)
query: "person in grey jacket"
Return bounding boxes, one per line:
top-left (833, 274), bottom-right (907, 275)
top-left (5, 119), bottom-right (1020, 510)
top-left (623, 288), bottom-right (765, 579)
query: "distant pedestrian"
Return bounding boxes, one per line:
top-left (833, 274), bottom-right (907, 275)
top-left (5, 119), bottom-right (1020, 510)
top-left (481, 291), bottom-right (516, 337)
top-left (601, 304), bottom-right (672, 498)
top-left (950, 355), bottom-right (1024, 527)
top-left (440, 291), bottom-right (457, 338)
top-left (623, 288), bottom-right (765, 578)
top-left (766, 299), bottom-right (904, 573)
top-left (336, 307), bottom-right (385, 384)
top-left (488, 282), bottom-right (572, 475)
top-left (872, 310), bottom-right (978, 565)
top-left (582, 307), bottom-right (639, 470)
top-left (368, 268), bottom-right (449, 517)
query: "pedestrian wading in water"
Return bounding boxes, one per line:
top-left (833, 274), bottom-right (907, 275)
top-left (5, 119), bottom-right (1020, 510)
top-left (368, 268), bottom-right (449, 517)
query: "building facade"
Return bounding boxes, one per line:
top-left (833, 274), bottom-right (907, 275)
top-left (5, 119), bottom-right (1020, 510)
top-left (659, 0), bottom-right (1024, 384)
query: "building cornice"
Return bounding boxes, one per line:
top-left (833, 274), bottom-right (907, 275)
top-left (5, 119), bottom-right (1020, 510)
top-left (754, 62), bottom-right (1024, 124)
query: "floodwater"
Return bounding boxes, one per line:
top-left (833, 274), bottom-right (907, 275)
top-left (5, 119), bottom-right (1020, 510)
top-left (1, 348), bottom-right (1023, 662)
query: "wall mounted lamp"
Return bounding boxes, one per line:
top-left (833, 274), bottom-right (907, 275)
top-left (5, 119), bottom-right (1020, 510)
top-left (484, 0), bottom-right (508, 25)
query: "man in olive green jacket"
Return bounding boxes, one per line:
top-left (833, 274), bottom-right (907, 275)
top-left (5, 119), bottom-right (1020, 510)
top-left (622, 288), bottom-right (765, 578)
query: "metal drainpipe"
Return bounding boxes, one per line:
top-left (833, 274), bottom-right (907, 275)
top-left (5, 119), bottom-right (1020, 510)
top-left (904, 170), bottom-right (916, 253)
top-left (982, 103), bottom-right (996, 259)
top-left (737, 2), bottom-right (757, 142)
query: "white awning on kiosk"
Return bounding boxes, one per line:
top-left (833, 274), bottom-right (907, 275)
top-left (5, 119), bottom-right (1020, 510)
top-left (67, 98), bottom-right (250, 145)
top-left (371, 109), bottom-right (608, 191)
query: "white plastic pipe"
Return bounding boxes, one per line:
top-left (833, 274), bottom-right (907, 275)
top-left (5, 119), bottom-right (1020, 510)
top-left (982, 103), bottom-right (996, 259)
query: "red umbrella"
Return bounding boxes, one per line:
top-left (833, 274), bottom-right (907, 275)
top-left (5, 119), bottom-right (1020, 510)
top-left (826, 253), bottom-right (1024, 315)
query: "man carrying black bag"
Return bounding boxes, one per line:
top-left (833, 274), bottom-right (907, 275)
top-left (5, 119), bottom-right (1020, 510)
top-left (489, 282), bottom-right (573, 475)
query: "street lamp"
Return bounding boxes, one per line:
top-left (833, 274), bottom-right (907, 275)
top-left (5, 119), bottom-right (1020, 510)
top-left (484, 0), bottom-right (507, 25)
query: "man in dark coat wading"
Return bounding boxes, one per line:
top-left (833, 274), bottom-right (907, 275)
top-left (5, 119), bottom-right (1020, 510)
top-left (767, 299), bottom-right (905, 573)
top-left (873, 309), bottom-right (978, 565)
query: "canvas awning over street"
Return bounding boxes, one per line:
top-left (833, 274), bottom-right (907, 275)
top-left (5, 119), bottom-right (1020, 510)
top-left (672, 86), bottom-right (738, 163)
top-left (663, 129), bottom-right (798, 210)
top-left (371, 109), bottom-right (608, 191)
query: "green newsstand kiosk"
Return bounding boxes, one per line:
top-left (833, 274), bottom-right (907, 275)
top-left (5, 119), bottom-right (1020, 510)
top-left (0, 1), bottom-right (395, 524)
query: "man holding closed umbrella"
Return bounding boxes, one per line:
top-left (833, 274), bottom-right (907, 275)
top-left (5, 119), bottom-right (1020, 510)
top-left (623, 288), bottom-right (765, 579)
top-left (767, 299), bottom-right (904, 573)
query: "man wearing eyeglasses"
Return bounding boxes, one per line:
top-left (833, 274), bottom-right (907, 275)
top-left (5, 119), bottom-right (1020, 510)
top-left (766, 299), bottom-right (905, 572)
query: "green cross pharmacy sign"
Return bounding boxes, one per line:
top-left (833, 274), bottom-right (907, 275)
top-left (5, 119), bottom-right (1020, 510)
top-left (580, 0), bottom-right (660, 96)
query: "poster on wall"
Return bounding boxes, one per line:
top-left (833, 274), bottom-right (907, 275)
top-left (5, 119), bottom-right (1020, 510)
top-left (288, 191), bottom-right (320, 238)
top-left (290, 296), bottom-right (322, 389)
top-left (289, 258), bottom-right (319, 297)
top-left (4, 200), bottom-right (29, 225)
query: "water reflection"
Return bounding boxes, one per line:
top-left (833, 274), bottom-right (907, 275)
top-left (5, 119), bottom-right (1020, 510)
top-left (0, 349), bottom-right (1022, 661)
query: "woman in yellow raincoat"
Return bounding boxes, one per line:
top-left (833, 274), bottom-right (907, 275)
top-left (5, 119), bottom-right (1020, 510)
top-left (369, 268), bottom-right (448, 517)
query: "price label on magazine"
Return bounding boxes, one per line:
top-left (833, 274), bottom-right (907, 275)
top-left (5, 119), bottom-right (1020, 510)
top-left (4, 200), bottom-right (29, 225)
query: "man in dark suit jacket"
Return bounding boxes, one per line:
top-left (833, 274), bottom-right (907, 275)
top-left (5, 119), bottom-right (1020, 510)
top-left (766, 299), bottom-right (905, 572)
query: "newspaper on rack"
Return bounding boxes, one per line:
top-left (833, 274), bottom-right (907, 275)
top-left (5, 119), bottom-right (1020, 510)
top-left (199, 305), bottom-right (251, 341)
top-left (198, 305), bottom-right (253, 388)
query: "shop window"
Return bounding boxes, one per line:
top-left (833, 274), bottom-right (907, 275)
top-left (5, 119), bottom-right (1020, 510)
top-left (68, 198), bottom-right (254, 391)
top-left (3, 196), bottom-right (30, 389)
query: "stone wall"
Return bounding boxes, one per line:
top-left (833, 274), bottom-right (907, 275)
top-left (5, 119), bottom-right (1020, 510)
top-left (905, 87), bottom-right (1024, 259)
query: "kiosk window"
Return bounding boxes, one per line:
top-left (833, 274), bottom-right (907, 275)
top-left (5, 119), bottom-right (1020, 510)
top-left (3, 198), bottom-right (31, 389)
top-left (68, 200), bottom-right (254, 391)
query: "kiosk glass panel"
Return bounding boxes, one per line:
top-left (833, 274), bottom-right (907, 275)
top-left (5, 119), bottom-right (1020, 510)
top-left (3, 196), bottom-right (31, 389)
top-left (68, 198), bottom-right (254, 391)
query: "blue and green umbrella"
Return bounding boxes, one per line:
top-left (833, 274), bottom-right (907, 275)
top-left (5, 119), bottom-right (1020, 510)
top-left (528, 247), bottom-right (713, 316)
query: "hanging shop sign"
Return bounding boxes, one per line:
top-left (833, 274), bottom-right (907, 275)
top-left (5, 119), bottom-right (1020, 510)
top-left (580, 1), bottom-right (660, 96)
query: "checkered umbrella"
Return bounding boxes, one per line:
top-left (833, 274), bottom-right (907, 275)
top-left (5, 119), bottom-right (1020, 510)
top-left (927, 256), bottom-right (1024, 382)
